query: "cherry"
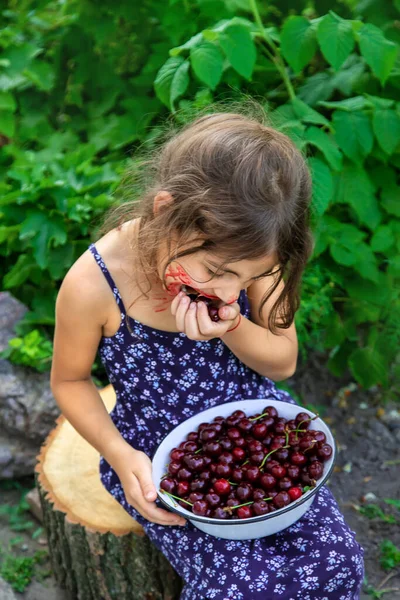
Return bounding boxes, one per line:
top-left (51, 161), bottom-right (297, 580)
top-left (219, 437), bottom-right (234, 450)
top-left (278, 477), bottom-right (293, 491)
top-left (237, 483), bottom-right (252, 501)
top-left (290, 451), bottom-right (307, 466)
top-left (177, 467), bottom-right (193, 481)
top-left (273, 491), bottom-right (291, 508)
top-left (168, 461), bottom-right (181, 476)
top-left (270, 465), bottom-right (287, 479)
top-left (253, 500), bottom-right (270, 516)
top-left (232, 447), bottom-right (246, 462)
top-left (190, 479), bottom-right (207, 492)
top-left (212, 506), bottom-right (229, 519)
top-left (313, 431), bottom-right (326, 443)
top-left (189, 492), bottom-right (204, 503)
top-left (192, 500), bottom-right (209, 516)
top-left (170, 448), bottom-right (185, 461)
top-left (288, 487), bottom-right (302, 501)
top-left (317, 443), bottom-right (333, 460)
top-left (234, 436), bottom-right (246, 448)
top-left (183, 454), bottom-right (205, 471)
top-left (204, 441), bottom-right (222, 457)
top-left (263, 406), bottom-right (278, 418)
top-left (227, 428), bottom-right (241, 440)
top-left (231, 466), bottom-right (246, 483)
top-left (219, 451), bottom-right (234, 466)
top-left (250, 451), bottom-right (265, 466)
top-left (237, 505), bottom-right (254, 519)
top-left (260, 473), bottom-right (277, 490)
top-left (200, 428), bottom-right (217, 442)
top-left (253, 488), bottom-right (266, 501)
top-left (177, 481), bottom-right (190, 496)
top-left (205, 492), bottom-right (221, 508)
top-left (248, 439), bottom-right (263, 453)
top-left (274, 447), bottom-right (289, 461)
top-left (295, 412), bottom-right (312, 427)
top-left (215, 463), bottom-right (232, 477)
top-left (245, 466), bottom-right (261, 483)
top-left (287, 464), bottom-right (301, 480)
top-left (308, 461), bottom-right (324, 479)
top-left (160, 477), bottom-right (176, 494)
top-left (186, 432), bottom-right (198, 441)
top-left (252, 422), bottom-right (268, 439)
top-left (214, 478), bottom-right (231, 495)
top-left (238, 418), bottom-right (253, 433)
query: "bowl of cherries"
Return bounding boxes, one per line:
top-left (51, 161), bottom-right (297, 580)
top-left (152, 399), bottom-right (335, 540)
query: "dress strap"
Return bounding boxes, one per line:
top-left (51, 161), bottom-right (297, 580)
top-left (88, 243), bottom-right (127, 315)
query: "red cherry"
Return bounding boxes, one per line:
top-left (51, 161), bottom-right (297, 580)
top-left (214, 478), bottom-right (231, 495)
top-left (232, 447), bottom-right (246, 462)
top-left (237, 505), bottom-right (254, 519)
top-left (288, 487), bottom-right (303, 501)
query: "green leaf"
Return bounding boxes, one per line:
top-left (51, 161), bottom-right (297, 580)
top-left (336, 165), bottom-right (381, 230)
top-left (318, 96), bottom-right (367, 111)
top-left (349, 346), bottom-right (388, 387)
top-left (23, 61), bottom-right (55, 92)
top-left (298, 72), bottom-right (335, 107)
top-left (190, 42), bottom-right (224, 90)
top-left (291, 97), bottom-right (331, 128)
top-left (219, 25), bottom-right (256, 80)
top-left (373, 109), bottom-right (400, 155)
top-left (280, 16), bottom-right (318, 74)
top-left (332, 110), bottom-right (373, 163)
top-left (345, 273), bottom-right (392, 306)
top-left (19, 212), bottom-right (67, 270)
top-left (317, 12), bottom-right (355, 71)
top-left (381, 183), bottom-right (400, 217)
top-left (3, 254), bottom-right (38, 289)
top-left (380, 540), bottom-right (400, 571)
top-left (0, 91), bottom-right (16, 111)
top-left (170, 33), bottom-right (204, 56)
top-left (308, 157), bottom-right (333, 216)
top-left (371, 225), bottom-right (395, 252)
top-left (0, 110), bottom-right (15, 137)
top-left (358, 24), bottom-right (399, 85)
top-left (304, 127), bottom-right (343, 171)
top-left (329, 224), bottom-right (366, 266)
top-left (154, 56), bottom-right (190, 110)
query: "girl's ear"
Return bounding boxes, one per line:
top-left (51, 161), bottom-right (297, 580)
top-left (153, 190), bottom-right (173, 215)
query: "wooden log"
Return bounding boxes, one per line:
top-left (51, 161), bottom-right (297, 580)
top-left (35, 385), bottom-right (183, 600)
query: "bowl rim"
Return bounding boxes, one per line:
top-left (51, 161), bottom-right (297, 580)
top-left (154, 399), bottom-right (336, 526)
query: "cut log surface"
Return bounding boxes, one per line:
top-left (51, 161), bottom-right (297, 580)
top-left (35, 385), bottom-right (183, 600)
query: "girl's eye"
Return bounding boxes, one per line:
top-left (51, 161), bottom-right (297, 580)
top-left (205, 267), bottom-right (223, 278)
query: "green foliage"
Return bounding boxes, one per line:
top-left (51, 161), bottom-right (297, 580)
top-left (0, 329), bottom-right (53, 372)
top-left (0, 0), bottom-right (399, 393)
top-left (380, 540), bottom-right (400, 571)
top-left (358, 504), bottom-right (397, 524)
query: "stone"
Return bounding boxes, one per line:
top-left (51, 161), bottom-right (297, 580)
top-left (0, 292), bottom-right (61, 479)
top-left (0, 577), bottom-right (18, 600)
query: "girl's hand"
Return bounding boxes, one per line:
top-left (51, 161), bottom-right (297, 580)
top-left (171, 291), bottom-right (241, 340)
top-left (112, 446), bottom-right (187, 527)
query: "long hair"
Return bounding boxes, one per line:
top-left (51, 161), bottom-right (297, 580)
top-left (99, 99), bottom-right (313, 334)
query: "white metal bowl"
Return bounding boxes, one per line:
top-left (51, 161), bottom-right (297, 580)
top-left (152, 399), bottom-right (336, 540)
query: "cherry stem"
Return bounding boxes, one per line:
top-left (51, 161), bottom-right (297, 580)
top-left (249, 411), bottom-right (269, 422)
top-left (161, 490), bottom-right (193, 506)
top-left (223, 496), bottom-right (272, 511)
top-left (260, 444), bottom-right (290, 470)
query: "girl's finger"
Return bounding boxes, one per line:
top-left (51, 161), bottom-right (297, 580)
top-left (174, 294), bottom-right (190, 331)
top-left (196, 301), bottom-right (220, 337)
top-left (218, 303), bottom-right (240, 321)
top-left (170, 291), bottom-right (183, 316)
top-left (184, 301), bottom-right (202, 339)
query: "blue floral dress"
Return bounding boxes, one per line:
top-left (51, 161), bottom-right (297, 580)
top-left (89, 243), bottom-right (365, 600)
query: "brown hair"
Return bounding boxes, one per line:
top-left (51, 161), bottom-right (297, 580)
top-left (99, 98), bottom-right (314, 334)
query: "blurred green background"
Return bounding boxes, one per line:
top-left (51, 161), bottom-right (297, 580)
top-left (0, 0), bottom-right (399, 397)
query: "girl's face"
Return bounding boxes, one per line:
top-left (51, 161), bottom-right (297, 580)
top-left (161, 249), bottom-right (279, 305)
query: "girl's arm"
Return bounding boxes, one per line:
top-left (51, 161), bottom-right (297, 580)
top-left (50, 260), bottom-right (133, 469)
top-left (221, 276), bottom-right (298, 381)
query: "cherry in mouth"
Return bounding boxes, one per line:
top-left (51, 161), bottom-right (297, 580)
top-left (181, 285), bottom-right (220, 322)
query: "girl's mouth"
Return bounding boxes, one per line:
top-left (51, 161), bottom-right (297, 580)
top-left (181, 285), bottom-right (220, 303)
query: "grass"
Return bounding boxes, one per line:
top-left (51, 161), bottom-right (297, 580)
top-left (0, 479), bottom-right (52, 592)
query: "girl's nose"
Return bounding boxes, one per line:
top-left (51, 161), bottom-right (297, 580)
top-left (214, 286), bottom-right (241, 305)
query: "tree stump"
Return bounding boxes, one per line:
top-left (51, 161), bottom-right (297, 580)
top-left (35, 385), bottom-right (183, 600)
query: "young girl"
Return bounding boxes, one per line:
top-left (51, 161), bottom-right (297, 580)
top-left (51, 107), bottom-right (364, 599)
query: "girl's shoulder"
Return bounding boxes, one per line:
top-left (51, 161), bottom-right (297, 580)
top-left (60, 221), bottom-right (137, 329)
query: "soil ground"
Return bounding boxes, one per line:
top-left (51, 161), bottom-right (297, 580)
top-left (0, 352), bottom-right (399, 599)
